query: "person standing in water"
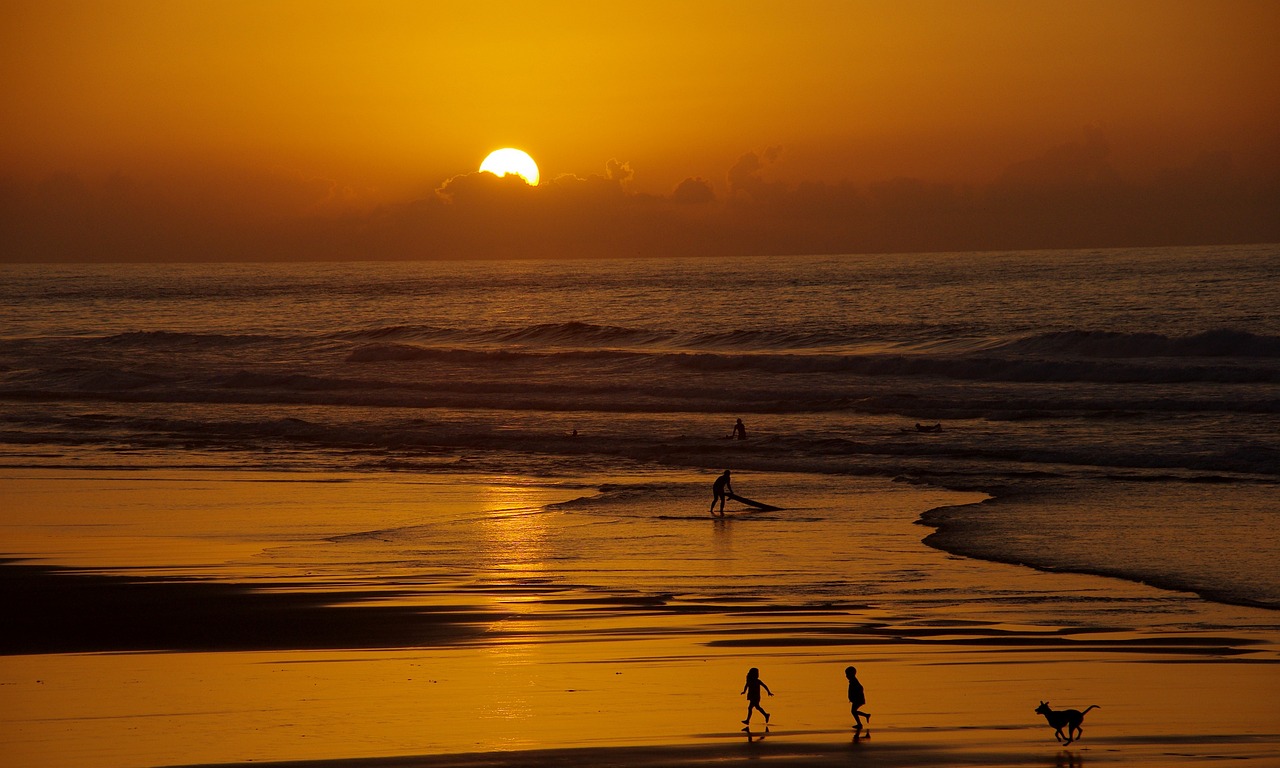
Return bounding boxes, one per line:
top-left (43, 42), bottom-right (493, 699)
top-left (740, 667), bottom-right (772, 725)
top-left (732, 418), bottom-right (747, 440)
top-left (846, 666), bottom-right (871, 730)
top-left (710, 470), bottom-right (733, 517)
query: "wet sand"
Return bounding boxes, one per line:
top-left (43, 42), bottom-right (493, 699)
top-left (2, 468), bottom-right (1278, 767)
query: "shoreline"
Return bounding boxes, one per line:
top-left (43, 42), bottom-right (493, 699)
top-left (917, 484), bottom-right (1280, 612)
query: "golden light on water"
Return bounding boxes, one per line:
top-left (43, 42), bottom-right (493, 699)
top-left (479, 148), bottom-right (540, 186)
top-left (476, 482), bottom-right (550, 573)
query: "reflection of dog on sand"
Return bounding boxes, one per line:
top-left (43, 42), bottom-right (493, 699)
top-left (1035, 701), bottom-right (1099, 745)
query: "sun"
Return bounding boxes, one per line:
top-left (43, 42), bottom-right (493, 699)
top-left (479, 148), bottom-right (540, 186)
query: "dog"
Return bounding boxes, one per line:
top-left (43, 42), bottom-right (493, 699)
top-left (1035, 701), bottom-right (1099, 745)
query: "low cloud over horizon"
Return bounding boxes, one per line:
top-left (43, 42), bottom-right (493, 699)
top-left (3, 130), bottom-right (1278, 263)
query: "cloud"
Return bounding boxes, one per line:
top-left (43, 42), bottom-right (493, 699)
top-left (996, 127), bottom-right (1117, 188)
top-left (726, 152), bottom-right (763, 191)
top-left (671, 177), bottom-right (714, 204)
top-left (605, 159), bottom-right (634, 184)
top-left (726, 145), bottom-right (786, 205)
top-left (435, 169), bottom-right (537, 205)
top-left (3, 134), bottom-right (1278, 262)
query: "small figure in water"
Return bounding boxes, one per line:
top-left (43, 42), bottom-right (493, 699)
top-left (740, 667), bottom-right (772, 725)
top-left (732, 418), bottom-right (748, 440)
top-left (915, 422), bottom-right (942, 433)
top-left (710, 470), bottom-right (733, 517)
top-left (846, 666), bottom-right (871, 731)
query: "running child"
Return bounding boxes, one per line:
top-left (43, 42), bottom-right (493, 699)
top-left (845, 666), bottom-right (871, 730)
top-left (740, 667), bottom-right (772, 725)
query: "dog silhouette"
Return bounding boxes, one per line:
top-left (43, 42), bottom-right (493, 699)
top-left (1035, 701), bottom-right (1099, 745)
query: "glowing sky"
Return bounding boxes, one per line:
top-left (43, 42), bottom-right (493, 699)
top-left (2, 0), bottom-right (1278, 260)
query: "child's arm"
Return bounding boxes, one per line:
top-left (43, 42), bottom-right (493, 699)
top-left (740, 684), bottom-right (747, 694)
top-left (761, 682), bottom-right (773, 696)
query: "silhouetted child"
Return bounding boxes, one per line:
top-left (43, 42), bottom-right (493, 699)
top-left (846, 666), bottom-right (871, 730)
top-left (740, 667), bottom-right (772, 725)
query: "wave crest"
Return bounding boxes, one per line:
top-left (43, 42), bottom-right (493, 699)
top-left (996, 329), bottom-right (1280, 358)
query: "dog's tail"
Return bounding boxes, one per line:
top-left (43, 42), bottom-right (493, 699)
top-left (1081, 705), bottom-right (1101, 716)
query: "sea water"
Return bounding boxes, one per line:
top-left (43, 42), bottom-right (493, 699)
top-left (1, 244), bottom-right (1278, 608)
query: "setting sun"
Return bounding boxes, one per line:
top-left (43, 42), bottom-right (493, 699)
top-left (479, 148), bottom-right (540, 186)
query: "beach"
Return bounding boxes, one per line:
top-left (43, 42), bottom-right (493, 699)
top-left (3, 467), bottom-right (1278, 768)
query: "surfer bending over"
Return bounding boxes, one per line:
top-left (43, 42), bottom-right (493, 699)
top-left (710, 470), bottom-right (733, 517)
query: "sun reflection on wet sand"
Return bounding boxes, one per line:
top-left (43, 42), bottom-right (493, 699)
top-left (474, 481), bottom-right (552, 576)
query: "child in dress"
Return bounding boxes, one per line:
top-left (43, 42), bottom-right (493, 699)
top-left (740, 667), bottom-right (772, 725)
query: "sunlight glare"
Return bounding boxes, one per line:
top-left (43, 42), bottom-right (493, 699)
top-left (479, 148), bottom-right (540, 186)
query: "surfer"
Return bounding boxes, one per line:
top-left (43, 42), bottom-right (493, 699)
top-left (710, 470), bottom-right (733, 517)
top-left (915, 422), bottom-right (942, 433)
top-left (732, 418), bottom-right (747, 440)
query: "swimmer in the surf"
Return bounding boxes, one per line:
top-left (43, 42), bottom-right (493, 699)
top-left (732, 418), bottom-right (747, 440)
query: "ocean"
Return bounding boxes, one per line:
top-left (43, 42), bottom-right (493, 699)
top-left (2, 244), bottom-right (1278, 611)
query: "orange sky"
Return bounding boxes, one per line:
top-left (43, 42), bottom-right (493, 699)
top-left (2, 0), bottom-right (1278, 260)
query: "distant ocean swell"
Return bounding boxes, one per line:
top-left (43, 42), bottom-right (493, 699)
top-left (4, 335), bottom-right (1280, 417)
top-left (341, 346), bottom-right (1280, 387)
top-left (54, 325), bottom-right (1280, 357)
top-left (344, 326), bottom-right (1280, 356)
top-left (4, 370), bottom-right (1278, 419)
top-left (331, 322), bottom-right (879, 350)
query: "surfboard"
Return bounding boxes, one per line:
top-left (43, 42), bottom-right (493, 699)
top-left (726, 492), bottom-right (781, 511)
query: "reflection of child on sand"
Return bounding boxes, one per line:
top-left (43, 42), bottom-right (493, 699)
top-left (740, 667), bottom-right (772, 725)
top-left (846, 666), bottom-right (871, 730)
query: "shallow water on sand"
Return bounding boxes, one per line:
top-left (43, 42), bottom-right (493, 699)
top-left (2, 469), bottom-right (1278, 767)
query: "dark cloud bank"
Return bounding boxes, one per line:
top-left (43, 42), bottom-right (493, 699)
top-left (3, 134), bottom-right (1278, 262)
